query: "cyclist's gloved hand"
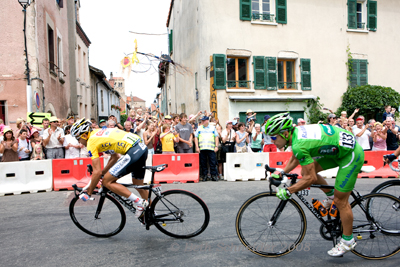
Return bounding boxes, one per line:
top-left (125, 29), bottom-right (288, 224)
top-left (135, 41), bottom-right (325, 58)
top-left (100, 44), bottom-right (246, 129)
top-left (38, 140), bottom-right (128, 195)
top-left (276, 188), bottom-right (291, 200)
top-left (271, 168), bottom-right (284, 179)
top-left (384, 154), bottom-right (397, 163)
top-left (79, 192), bottom-right (91, 202)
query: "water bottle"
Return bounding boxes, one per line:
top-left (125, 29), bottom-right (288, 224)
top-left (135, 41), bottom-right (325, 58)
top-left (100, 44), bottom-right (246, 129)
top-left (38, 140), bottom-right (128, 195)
top-left (312, 198), bottom-right (328, 217)
top-left (329, 201), bottom-right (338, 217)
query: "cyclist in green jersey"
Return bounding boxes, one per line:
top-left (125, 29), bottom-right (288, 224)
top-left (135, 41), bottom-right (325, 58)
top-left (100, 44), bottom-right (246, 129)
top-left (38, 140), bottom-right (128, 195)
top-left (265, 113), bottom-right (364, 257)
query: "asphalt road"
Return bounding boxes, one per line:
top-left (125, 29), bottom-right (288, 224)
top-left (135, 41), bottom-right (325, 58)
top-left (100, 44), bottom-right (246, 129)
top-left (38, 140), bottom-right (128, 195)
top-left (1, 178), bottom-right (399, 267)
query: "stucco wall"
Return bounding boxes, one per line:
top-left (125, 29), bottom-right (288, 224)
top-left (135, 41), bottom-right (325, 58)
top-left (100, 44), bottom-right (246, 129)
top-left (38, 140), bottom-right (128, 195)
top-left (76, 32), bottom-right (90, 119)
top-left (167, 0), bottom-right (400, 124)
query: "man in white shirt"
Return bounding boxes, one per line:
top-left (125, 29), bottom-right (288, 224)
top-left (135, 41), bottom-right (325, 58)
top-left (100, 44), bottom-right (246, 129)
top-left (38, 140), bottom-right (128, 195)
top-left (38, 118), bottom-right (50, 137)
top-left (63, 125), bottom-right (81, 158)
top-left (353, 117), bottom-right (371, 151)
top-left (43, 116), bottom-right (65, 159)
top-left (17, 129), bottom-right (32, 161)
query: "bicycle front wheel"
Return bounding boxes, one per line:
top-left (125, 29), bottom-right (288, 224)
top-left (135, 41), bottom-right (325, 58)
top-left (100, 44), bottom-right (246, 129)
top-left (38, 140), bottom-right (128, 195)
top-left (69, 193), bottom-right (126, 237)
top-left (150, 190), bottom-right (210, 238)
top-left (236, 192), bottom-right (307, 257)
top-left (371, 180), bottom-right (400, 199)
top-left (351, 193), bottom-right (400, 259)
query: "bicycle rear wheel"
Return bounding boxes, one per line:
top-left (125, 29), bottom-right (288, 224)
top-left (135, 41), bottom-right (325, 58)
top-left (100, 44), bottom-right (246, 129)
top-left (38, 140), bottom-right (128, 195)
top-left (69, 193), bottom-right (126, 237)
top-left (371, 180), bottom-right (400, 199)
top-left (236, 192), bottom-right (307, 257)
top-left (351, 193), bottom-right (400, 259)
top-left (150, 190), bottom-right (210, 238)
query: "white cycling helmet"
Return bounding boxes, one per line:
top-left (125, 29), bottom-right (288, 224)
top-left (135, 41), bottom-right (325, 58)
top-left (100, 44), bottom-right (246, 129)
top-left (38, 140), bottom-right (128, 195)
top-left (70, 117), bottom-right (92, 139)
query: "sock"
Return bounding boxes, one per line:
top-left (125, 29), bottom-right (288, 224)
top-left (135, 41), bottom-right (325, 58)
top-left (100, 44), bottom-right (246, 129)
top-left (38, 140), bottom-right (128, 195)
top-left (128, 193), bottom-right (142, 205)
top-left (325, 189), bottom-right (334, 197)
top-left (342, 234), bottom-right (354, 243)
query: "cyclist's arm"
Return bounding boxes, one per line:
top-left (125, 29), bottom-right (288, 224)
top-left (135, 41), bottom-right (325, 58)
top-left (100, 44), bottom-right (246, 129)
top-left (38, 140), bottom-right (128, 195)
top-left (101, 153), bottom-right (119, 175)
top-left (283, 154), bottom-right (300, 173)
top-left (287, 162), bottom-right (317, 194)
top-left (87, 157), bottom-right (103, 196)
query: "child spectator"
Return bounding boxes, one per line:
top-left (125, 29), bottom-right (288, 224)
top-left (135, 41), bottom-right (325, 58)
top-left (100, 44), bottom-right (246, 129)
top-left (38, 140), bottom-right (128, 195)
top-left (245, 109), bottom-right (257, 125)
top-left (31, 143), bottom-right (45, 160)
top-left (17, 129), bottom-right (32, 161)
top-left (63, 125), bottom-right (81, 158)
top-left (160, 124), bottom-right (178, 154)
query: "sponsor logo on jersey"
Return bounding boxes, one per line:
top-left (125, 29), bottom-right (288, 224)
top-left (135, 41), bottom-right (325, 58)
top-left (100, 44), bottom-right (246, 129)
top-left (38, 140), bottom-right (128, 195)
top-left (318, 145), bottom-right (339, 155)
top-left (321, 124), bottom-right (335, 136)
top-left (101, 142), bottom-right (112, 148)
top-left (339, 164), bottom-right (357, 188)
top-left (117, 142), bottom-right (126, 148)
top-left (96, 130), bottom-right (106, 136)
top-left (88, 150), bottom-right (92, 157)
top-left (299, 126), bottom-right (307, 138)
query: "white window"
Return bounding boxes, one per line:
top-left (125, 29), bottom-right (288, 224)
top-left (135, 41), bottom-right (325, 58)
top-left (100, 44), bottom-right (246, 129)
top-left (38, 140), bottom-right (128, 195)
top-left (356, 1), bottom-right (367, 30)
top-left (251, 0), bottom-right (275, 22)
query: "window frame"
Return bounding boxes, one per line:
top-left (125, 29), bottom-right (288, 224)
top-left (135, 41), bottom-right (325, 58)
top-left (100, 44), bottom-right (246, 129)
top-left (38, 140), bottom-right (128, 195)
top-left (47, 25), bottom-right (56, 76)
top-left (277, 59), bottom-right (297, 90)
top-left (251, 0), bottom-right (275, 23)
top-left (226, 56), bottom-right (250, 89)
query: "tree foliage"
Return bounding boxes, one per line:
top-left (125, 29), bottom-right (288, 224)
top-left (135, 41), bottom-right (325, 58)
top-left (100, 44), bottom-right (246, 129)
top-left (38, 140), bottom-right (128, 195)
top-left (337, 85), bottom-right (400, 121)
top-left (120, 114), bottom-right (127, 125)
top-left (303, 97), bottom-right (327, 124)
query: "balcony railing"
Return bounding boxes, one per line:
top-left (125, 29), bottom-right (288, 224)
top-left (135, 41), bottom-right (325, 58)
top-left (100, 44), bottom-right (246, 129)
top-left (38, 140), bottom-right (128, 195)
top-left (357, 22), bottom-right (365, 29)
top-left (252, 13), bottom-right (274, 23)
top-left (278, 82), bottom-right (299, 89)
top-left (227, 80), bottom-right (250, 88)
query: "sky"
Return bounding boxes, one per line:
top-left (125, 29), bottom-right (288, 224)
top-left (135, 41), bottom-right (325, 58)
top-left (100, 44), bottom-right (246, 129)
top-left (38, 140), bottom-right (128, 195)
top-left (80, 0), bottom-right (170, 107)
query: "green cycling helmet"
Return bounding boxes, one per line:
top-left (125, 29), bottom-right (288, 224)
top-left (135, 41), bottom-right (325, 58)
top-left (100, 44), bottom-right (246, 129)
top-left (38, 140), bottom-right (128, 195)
top-left (264, 113), bottom-right (294, 136)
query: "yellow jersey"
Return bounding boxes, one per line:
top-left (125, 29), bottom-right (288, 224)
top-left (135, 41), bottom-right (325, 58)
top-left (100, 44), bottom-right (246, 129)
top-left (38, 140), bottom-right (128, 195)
top-left (87, 128), bottom-right (141, 159)
top-left (161, 132), bottom-right (177, 152)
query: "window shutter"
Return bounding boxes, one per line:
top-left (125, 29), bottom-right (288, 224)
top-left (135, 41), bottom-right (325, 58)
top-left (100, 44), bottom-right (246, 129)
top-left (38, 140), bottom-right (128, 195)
top-left (266, 57), bottom-right (277, 90)
top-left (347, 0), bottom-right (357, 29)
top-left (276, 0), bottom-right (287, 24)
top-left (367, 1), bottom-right (377, 31)
top-left (300, 59), bottom-right (311, 91)
top-left (213, 54), bottom-right (226, 89)
top-left (240, 0), bottom-right (251, 21)
top-left (253, 56), bottom-right (266, 89)
top-left (359, 60), bottom-right (368, 85)
top-left (349, 59), bottom-right (359, 88)
top-left (169, 30), bottom-right (173, 54)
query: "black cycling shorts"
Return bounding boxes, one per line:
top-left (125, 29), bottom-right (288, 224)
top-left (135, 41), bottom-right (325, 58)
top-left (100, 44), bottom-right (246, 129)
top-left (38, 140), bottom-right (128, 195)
top-left (109, 143), bottom-right (148, 180)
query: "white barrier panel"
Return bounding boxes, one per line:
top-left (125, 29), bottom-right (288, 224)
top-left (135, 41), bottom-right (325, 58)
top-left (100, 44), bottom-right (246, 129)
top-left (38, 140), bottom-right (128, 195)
top-left (225, 153), bottom-right (269, 181)
top-left (0, 160), bottom-right (53, 196)
top-left (117, 154), bottom-right (153, 185)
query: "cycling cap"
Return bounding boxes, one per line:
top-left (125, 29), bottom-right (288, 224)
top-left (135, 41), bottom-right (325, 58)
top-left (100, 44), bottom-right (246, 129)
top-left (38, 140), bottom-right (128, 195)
top-left (71, 117), bottom-right (92, 139)
top-left (264, 113), bottom-right (294, 136)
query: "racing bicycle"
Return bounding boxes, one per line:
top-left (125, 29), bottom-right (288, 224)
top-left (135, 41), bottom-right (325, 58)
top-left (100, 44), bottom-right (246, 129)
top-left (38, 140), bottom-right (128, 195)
top-left (69, 164), bottom-right (210, 238)
top-left (236, 164), bottom-right (400, 259)
top-left (370, 157), bottom-right (400, 199)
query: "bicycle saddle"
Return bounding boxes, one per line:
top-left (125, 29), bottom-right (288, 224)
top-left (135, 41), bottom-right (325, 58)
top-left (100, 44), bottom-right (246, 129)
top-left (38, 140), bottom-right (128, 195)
top-left (144, 164), bottom-right (167, 172)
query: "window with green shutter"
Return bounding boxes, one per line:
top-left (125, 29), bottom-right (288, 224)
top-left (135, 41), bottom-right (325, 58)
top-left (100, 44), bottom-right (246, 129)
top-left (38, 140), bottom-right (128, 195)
top-left (300, 59), bottom-right (311, 91)
top-left (213, 54), bottom-right (226, 89)
top-left (266, 57), bottom-right (277, 90)
top-left (347, 0), bottom-right (357, 29)
top-left (276, 0), bottom-right (287, 24)
top-left (169, 30), bottom-right (173, 54)
top-left (240, 0), bottom-right (251, 21)
top-left (253, 56), bottom-right (266, 89)
top-left (367, 1), bottom-right (377, 31)
top-left (349, 59), bottom-right (368, 87)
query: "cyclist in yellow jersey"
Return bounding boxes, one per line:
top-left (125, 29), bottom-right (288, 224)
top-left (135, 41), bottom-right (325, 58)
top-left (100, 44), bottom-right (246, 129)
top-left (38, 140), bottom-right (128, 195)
top-left (70, 118), bottom-right (149, 217)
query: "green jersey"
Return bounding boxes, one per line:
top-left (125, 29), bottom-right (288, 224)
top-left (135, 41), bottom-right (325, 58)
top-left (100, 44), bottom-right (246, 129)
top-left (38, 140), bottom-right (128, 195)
top-left (292, 124), bottom-right (356, 166)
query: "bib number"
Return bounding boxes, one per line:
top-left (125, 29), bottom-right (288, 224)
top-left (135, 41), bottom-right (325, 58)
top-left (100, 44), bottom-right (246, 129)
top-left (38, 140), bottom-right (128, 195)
top-left (299, 188), bottom-right (310, 196)
top-left (339, 132), bottom-right (355, 149)
top-left (153, 184), bottom-right (162, 194)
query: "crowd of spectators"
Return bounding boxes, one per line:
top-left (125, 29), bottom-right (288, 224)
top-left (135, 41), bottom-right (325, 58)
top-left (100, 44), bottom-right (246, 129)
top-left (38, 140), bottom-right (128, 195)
top-left (1, 105), bottom-right (399, 182)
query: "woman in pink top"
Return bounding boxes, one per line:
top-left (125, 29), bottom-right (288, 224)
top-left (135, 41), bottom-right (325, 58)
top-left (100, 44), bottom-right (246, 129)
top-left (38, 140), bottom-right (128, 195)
top-left (372, 122), bottom-right (387, 151)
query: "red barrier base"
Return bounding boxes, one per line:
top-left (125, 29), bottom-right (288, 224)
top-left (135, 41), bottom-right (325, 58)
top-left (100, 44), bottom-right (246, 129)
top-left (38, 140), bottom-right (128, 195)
top-left (358, 165), bottom-right (399, 178)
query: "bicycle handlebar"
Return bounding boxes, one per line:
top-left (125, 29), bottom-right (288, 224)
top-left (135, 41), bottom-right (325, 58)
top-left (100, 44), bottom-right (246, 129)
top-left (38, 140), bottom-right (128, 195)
top-left (265, 164), bottom-right (298, 190)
